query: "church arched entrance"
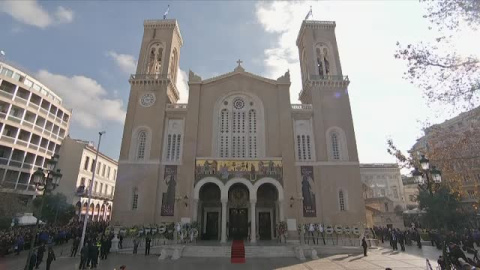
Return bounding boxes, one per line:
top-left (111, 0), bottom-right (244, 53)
top-left (199, 183), bottom-right (221, 240)
top-left (228, 183), bottom-right (250, 240)
top-left (256, 183), bottom-right (278, 240)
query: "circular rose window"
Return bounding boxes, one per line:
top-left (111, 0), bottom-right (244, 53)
top-left (233, 98), bottom-right (245, 109)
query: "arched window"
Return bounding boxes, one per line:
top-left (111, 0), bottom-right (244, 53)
top-left (132, 187), bottom-right (139, 210)
top-left (339, 190), bottom-right (346, 211)
top-left (216, 95), bottom-right (263, 158)
top-left (136, 131), bottom-right (147, 160)
top-left (294, 120), bottom-right (315, 161)
top-left (170, 49), bottom-right (178, 83)
top-left (331, 132), bottom-right (340, 160)
top-left (315, 46), bottom-right (331, 77)
top-left (146, 43), bottom-right (164, 74)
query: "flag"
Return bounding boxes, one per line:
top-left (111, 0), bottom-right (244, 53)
top-left (163, 5), bottom-right (170, 20)
top-left (305, 6), bottom-right (313, 20)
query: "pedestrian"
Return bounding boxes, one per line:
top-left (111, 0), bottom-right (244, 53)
top-left (362, 237), bottom-right (368, 256)
top-left (119, 234), bottom-right (123, 249)
top-left (416, 231), bottom-right (422, 248)
top-left (71, 236), bottom-right (80, 257)
top-left (145, 236), bottom-right (151, 256)
top-left (46, 246), bottom-right (56, 270)
top-left (28, 252), bottom-right (37, 270)
top-left (79, 242), bottom-right (89, 270)
top-left (133, 237), bottom-right (139, 254)
top-left (35, 244), bottom-right (45, 269)
top-left (391, 231), bottom-right (398, 251)
top-left (398, 230), bottom-right (405, 251)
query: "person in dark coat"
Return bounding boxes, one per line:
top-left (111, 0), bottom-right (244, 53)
top-left (79, 243), bottom-right (89, 270)
top-left (145, 236), bottom-right (151, 256)
top-left (46, 246), bottom-right (56, 270)
top-left (397, 230), bottom-right (405, 251)
top-left (362, 237), bottom-right (368, 256)
top-left (71, 237), bottom-right (80, 257)
top-left (391, 231), bottom-right (398, 251)
top-left (28, 252), bottom-right (37, 270)
top-left (35, 244), bottom-right (45, 269)
top-left (87, 242), bottom-right (97, 268)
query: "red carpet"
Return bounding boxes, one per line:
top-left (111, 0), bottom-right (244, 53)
top-left (231, 240), bottom-right (245, 263)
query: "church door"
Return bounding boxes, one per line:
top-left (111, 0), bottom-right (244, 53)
top-left (258, 212), bottom-right (272, 240)
top-left (229, 208), bottom-right (248, 240)
top-left (205, 212), bottom-right (219, 240)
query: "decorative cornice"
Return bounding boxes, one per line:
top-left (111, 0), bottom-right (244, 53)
top-left (144, 19), bottom-right (183, 46)
top-left (296, 20), bottom-right (336, 46)
top-left (193, 68), bottom-right (288, 86)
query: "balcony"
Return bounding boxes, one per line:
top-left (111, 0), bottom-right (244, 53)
top-left (129, 74), bottom-right (169, 81)
top-left (291, 104), bottom-right (313, 110)
top-left (76, 186), bottom-right (114, 200)
top-left (166, 103), bottom-right (188, 111)
top-left (0, 88), bottom-right (14, 100)
top-left (308, 75), bottom-right (349, 82)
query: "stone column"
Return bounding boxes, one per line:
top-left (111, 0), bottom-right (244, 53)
top-left (278, 199), bottom-right (285, 221)
top-left (192, 199), bottom-right (199, 222)
top-left (250, 200), bottom-right (256, 243)
top-left (221, 199), bottom-right (227, 243)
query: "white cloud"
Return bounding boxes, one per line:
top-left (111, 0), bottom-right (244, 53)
top-left (255, 1), bottom-right (478, 163)
top-left (177, 68), bottom-right (189, 103)
top-left (107, 51), bottom-right (137, 74)
top-left (36, 70), bottom-right (126, 129)
top-left (0, 0), bottom-right (74, 29)
top-left (55, 6), bottom-right (74, 24)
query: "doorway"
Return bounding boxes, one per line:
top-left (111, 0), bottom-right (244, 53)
top-left (258, 212), bottom-right (272, 240)
top-left (229, 208), bottom-right (248, 240)
top-left (205, 212), bottom-right (219, 240)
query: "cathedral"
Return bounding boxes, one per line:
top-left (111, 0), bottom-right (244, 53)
top-left (113, 18), bottom-right (366, 242)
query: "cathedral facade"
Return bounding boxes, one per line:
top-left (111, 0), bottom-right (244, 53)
top-left (113, 18), bottom-right (365, 242)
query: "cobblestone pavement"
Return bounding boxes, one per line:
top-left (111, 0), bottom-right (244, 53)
top-left (2, 243), bottom-right (449, 270)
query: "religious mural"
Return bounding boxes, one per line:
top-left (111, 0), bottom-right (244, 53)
top-left (161, 165), bottom-right (177, 216)
top-left (195, 159), bottom-right (283, 183)
top-left (301, 166), bottom-right (316, 217)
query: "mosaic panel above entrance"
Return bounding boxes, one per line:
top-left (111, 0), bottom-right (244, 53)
top-left (195, 159), bottom-right (283, 183)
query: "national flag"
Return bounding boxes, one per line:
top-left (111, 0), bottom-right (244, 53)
top-left (305, 6), bottom-right (313, 20)
top-left (163, 5), bottom-right (170, 20)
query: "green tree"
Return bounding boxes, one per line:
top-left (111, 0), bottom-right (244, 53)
top-left (417, 186), bottom-right (473, 229)
top-left (395, 0), bottom-right (480, 108)
top-left (0, 193), bottom-right (27, 229)
top-left (33, 193), bottom-right (75, 225)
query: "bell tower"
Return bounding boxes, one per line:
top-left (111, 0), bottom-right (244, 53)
top-left (114, 19), bottom-right (183, 225)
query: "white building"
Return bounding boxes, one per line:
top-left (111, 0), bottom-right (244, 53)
top-left (360, 163), bottom-right (406, 209)
top-left (0, 61), bottom-right (71, 197)
top-left (56, 137), bottom-right (117, 221)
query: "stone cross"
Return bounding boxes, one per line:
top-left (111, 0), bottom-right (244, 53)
top-left (236, 59), bottom-right (243, 66)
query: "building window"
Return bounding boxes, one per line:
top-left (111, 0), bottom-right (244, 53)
top-left (94, 181), bottom-right (97, 193)
top-left (164, 119), bottom-right (184, 162)
top-left (100, 183), bottom-right (103, 194)
top-left (102, 164), bottom-right (106, 177)
top-left (393, 187), bottom-right (399, 199)
top-left (384, 202), bottom-right (389, 212)
top-left (84, 157), bottom-right (90, 171)
top-left (80, 177), bottom-right (86, 186)
top-left (295, 134), bottom-right (313, 161)
top-left (113, 169), bottom-right (117, 181)
top-left (339, 190), bottom-right (346, 211)
top-left (217, 96), bottom-right (261, 158)
top-left (132, 187), bottom-right (139, 210)
top-left (96, 162), bottom-right (101, 174)
top-left (331, 132), bottom-right (340, 160)
top-left (91, 159), bottom-right (95, 173)
top-left (136, 131), bottom-right (147, 160)
top-left (107, 167), bottom-right (111, 179)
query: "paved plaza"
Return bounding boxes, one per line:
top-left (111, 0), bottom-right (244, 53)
top-left (1, 243), bottom-right (447, 270)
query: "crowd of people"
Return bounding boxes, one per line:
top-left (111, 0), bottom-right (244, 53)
top-left (372, 226), bottom-right (480, 269)
top-left (0, 220), bottom-right (110, 269)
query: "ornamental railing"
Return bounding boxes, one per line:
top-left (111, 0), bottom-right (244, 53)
top-left (129, 74), bottom-right (170, 80)
top-left (309, 75), bottom-right (349, 81)
top-left (291, 104), bottom-right (313, 110)
top-left (166, 104), bottom-right (188, 110)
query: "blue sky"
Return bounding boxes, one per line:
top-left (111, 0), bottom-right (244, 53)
top-left (0, 1), bottom-right (477, 164)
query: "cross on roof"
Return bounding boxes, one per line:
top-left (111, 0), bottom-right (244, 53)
top-left (236, 59), bottom-right (243, 66)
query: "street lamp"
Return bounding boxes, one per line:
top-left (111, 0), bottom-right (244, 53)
top-left (411, 155), bottom-right (442, 195)
top-left (79, 131), bottom-right (106, 252)
top-left (24, 155), bottom-right (62, 270)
